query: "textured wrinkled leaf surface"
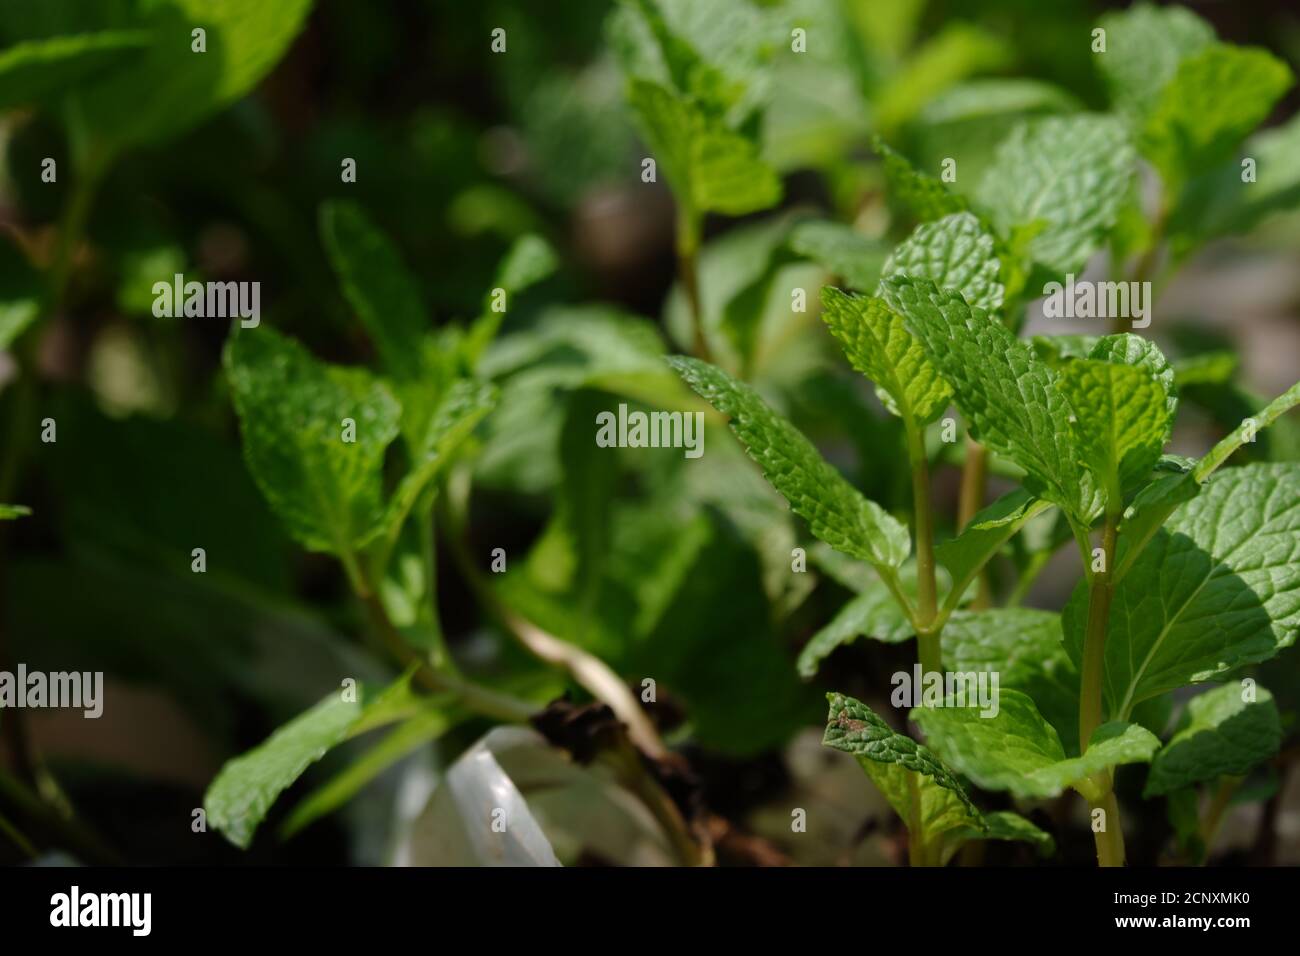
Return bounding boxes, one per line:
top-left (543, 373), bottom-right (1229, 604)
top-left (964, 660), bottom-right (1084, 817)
top-left (225, 329), bottom-right (400, 554)
top-left (1145, 683), bottom-right (1281, 796)
top-left (821, 287), bottom-right (950, 425)
top-left (1065, 464), bottom-right (1300, 717)
top-left (882, 212), bottom-right (1004, 313)
top-left (882, 275), bottom-right (1085, 516)
top-left (977, 115), bottom-right (1133, 275)
top-left (912, 689), bottom-right (1158, 799)
top-left (669, 357), bottom-right (909, 568)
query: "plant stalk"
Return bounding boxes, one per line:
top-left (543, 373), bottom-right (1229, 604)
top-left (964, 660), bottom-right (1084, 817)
top-left (676, 209), bottom-right (711, 363)
top-left (907, 423), bottom-right (941, 675)
top-left (1093, 787), bottom-right (1126, 867)
top-left (1079, 510), bottom-right (1124, 866)
top-left (1078, 512), bottom-right (1118, 752)
top-left (956, 439), bottom-right (992, 609)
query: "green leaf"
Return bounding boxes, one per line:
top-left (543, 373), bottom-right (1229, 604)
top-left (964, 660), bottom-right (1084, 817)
top-left (77, 0), bottom-right (314, 151)
top-left (611, 0), bottom-right (773, 128)
top-left (936, 490), bottom-right (1052, 610)
top-left (320, 201), bottom-right (427, 383)
top-left (1089, 333), bottom-right (1178, 423)
top-left (941, 609), bottom-right (1080, 752)
top-left (1057, 358), bottom-right (1169, 506)
top-left (1095, 3), bottom-right (1215, 123)
top-left (911, 689), bottom-right (1158, 801)
top-left (1140, 44), bottom-right (1292, 191)
top-left (873, 137), bottom-right (968, 223)
top-left (787, 221), bottom-right (889, 292)
top-left (882, 211), bottom-right (1004, 313)
top-left (1116, 470), bottom-right (1201, 580)
top-left (669, 356), bottom-right (910, 569)
top-left (205, 672), bottom-right (424, 849)
top-left (281, 707), bottom-right (456, 838)
top-left (0, 30), bottom-right (147, 111)
top-left (797, 578), bottom-right (914, 678)
top-left (381, 379), bottom-right (497, 544)
top-left (0, 504), bottom-right (31, 520)
top-left (823, 693), bottom-right (984, 844)
top-left (1171, 114), bottom-right (1300, 243)
top-left (971, 810), bottom-right (1055, 858)
top-left (224, 328), bottom-right (401, 556)
top-left (1194, 380), bottom-right (1300, 481)
top-left (977, 114), bottom-right (1134, 275)
top-left (873, 23), bottom-right (1010, 134)
top-left (0, 234), bottom-right (40, 351)
top-left (1144, 683), bottom-right (1281, 797)
top-left (881, 275), bottom-right (1086, 517)
top-left (820, 286), bottom-right (950, 426)
top-left (626, 78), bottom-right (781, 219)
top-left (943, 810), bottom-right (1057, 860)
top-left (1066, 464), bottom-right (1300, 718)
top-left (464, 234), bottom-right (560, 368)
top-left (918, 79), bottom-right (1081, 125)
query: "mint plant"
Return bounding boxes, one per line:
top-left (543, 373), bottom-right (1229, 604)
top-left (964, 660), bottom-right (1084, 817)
top-left (3, 0), bottom-right (1299, 870)
top-left (671, 3), bottom-right (1300, 866)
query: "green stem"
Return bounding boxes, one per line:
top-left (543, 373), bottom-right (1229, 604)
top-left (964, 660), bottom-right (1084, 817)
top-left (1078, 512), bottom-right (1118, 753)
top-left (0, 768), bottom-right (121, 864)
top-left (676, 208), bottom-right (710, 363)
top-left (0, 158), bottom-right (108, 833)
top-left (1079, 510), bottom-right (1125, 867)
top-left (906, 771), bottom-right (926, 867)
top-left (418, 497), bottom-right (457, 675)
top-left (1093, 787), bottom-right (1126, 867)
top-left (360, 592), bottom-right (535, 724)
top-left (906, 422), bottom-right (941, 675)
top-left (956, 439), bottom-right (992, 609)
top-left (1200, 775), bottom-right (1241, 859)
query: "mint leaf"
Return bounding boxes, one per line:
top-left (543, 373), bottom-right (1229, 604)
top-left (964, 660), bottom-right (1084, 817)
top-left (881, 275), bottom-right (1086, 517)
top-left (971, 811), bottom-right (1055, 857)
top-left (282, 707), bottom-right (456, 838)
top-left (941, 608), bottom-right (1080, 751)
top-left (627, 78), bottom-right (781, 219)
top-left (1066, 464), bottom-right (1300, 718)
top-left (464, 234), bottom-right (560, 368)
top-left (669, 357), bottom-right (909, 569)
top-left (873, 137), bottom-right (968, 222)
top-left (874, 23), bottom-right (1010, 133)
top-left (1089, 333), bottom-right (1178, 422)
top-left (824, 692), bottom-right (984, 841)
top-left (1172, 114), bottom-right (1300, 243)
top-left (0, 234), bottom-right (40, 350)
top-left (1194, 380), bottom-right (1300, 481)
top-left (1144, 683), bottom-right (1281, 797)
top-left (0, 504), bottom-right (31, 520)
top-left (78, 0), bottom-right (313, 151)
top-left (225, 328), bottom-right (401, 555)
top-left (936, 490), bottom-right (1051, 609)
top-left (0, 30), bottom-right (146, 111)
top-left (320, 201), bottom-right (427, 383)
top-left (1057, 358), bottom-right (1169, 506)
top-left (1141, 45), bottom-right (1293, 191)
top-left (787, 221), bottom-right (889, 292)
top-left (1095, 3), bottom-right (1214, 122)
top-left (881, 212), bottom-right (1004, 313)
top-left (820, 287), bottom-right (951, 426)
top-left (205, 671), bottom-right (424, 849)
top-left (977, 114), bottom-right (1134, 275)
top-left (382, 379), bottom-right (497, 542)
top-left (797, 578), bottom-right (914, 678)
top-left (911, 689), bottom-right (1158, 801)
